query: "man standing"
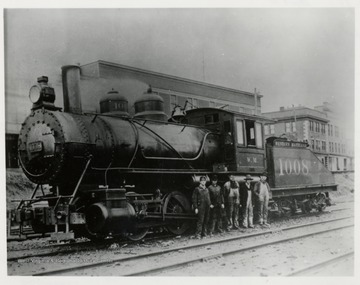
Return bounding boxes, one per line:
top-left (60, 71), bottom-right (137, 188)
top-left (208, 175), bottom-right (225, 235)
top-left (192, 176), bottom-right (211, 239)
top-left (254, 172), bottom-right (272, 226)
top-left (223, 175), bottom-right (240, 230)
top-left (240, 174), bottom-right (254, 228)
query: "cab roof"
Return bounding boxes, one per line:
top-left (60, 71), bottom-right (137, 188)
top-left (185, 107), bottom-right (275, 123)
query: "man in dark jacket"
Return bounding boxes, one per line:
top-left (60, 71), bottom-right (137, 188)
top-left (192, 176), bottom-right (211, 238)
top-left (240, 174), bottom-right (255, 228)
top-left (208, 175), bottom-right (225, 235)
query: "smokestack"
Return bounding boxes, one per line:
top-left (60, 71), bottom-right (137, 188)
top-left (61, 65), bottom-right (82, 113)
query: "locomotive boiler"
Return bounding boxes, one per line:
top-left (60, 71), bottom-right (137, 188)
top-left (14, 65), bottom-right (337, 241)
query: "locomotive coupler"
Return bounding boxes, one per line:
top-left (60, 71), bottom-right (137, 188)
top-left (51, 203), bottom-right (75, 242)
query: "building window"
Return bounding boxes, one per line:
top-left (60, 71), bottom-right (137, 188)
top-left (311, 139), bottom-right (314, 150)
top-left (335, 143), bottom-right (337, 153)
top-left (321, 124), bottom-right (325, 134)
top-left (330, 125), bottom-right (333, 136)
top-left (264, 125), bottom-right (269, 135)
top-left (315, 122), bottom-right (320, 132)
top-left (335, 126), bottom-right (339, 137)
top-left (270, 124), bottom-right (275, 134)
top-left (292, 122), bottom-right (296, 132)
top-left (285, 122), bottom-right (291, 133)
top-left (310, 121), bottom-right (314, 131)
top-left (316, 140), bottom-right (320, 151)
top-left (322, 141), bottom-right (326, 151)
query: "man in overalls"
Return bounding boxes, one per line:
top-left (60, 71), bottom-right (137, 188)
top-left (223, 175), bottom-right (240, 230)
top-left (254, 172), bottom-right (272, 226)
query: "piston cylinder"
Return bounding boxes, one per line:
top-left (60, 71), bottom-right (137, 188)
top-left (85, 188), bottom-right (136, 234)
top-left (85, 202), bottom-right (136, 234)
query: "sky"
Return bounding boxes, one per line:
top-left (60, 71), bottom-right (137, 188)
top-left (4, 8), bottom-right (355, 134)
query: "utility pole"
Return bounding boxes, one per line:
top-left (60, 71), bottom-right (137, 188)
top-left (292, 104), bottom-right (297, 140)
top-left (202, 46), bottom-right (205, 82)
top-left (292, 104), bottom-right (297, 123)
top-left (254, 88), bottom-right (258, 115)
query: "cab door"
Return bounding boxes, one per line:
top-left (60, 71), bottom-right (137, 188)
top-left (235, 119), bottom-right (266, 173)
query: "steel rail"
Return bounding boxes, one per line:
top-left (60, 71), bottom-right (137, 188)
top-left (7, 232), bottom-right (173, 262)
top-left (286, 251), bottom-right (354, 276)
top-left (126, 224), bottom-right (354, 276)
top-left (31, 215), bottom-right (353, 276)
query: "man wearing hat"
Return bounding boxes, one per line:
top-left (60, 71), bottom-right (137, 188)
top-left (254, 172), bottom-right (272, 226)
top-left (223, 175), bottom-right (240, 230)
top-left (192, 176), bottom-right (211, 238)
top-left (208, 175), bottom-right (225, 235)
top-left (240, 174), bottom-right (255, 228)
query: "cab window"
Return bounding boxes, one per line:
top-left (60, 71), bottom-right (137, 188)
top-left (255, 122), bottom-right (263, 148)
top-left (204, 113), bottom-right (219, 124)
top-left (243, 120), bottom-right (263, 149)
top-left (236, 120), bottom-right (244, 145)
top-left (245, 120), bottom-right (256, 146)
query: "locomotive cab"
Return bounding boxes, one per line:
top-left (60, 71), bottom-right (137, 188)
top-left (184, 108), bottom-right (274, 174)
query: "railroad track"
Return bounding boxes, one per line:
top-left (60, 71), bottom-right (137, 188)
top-left (7, 205), bottom-right (352, 264)
top-left (286, 251), bottom-right (354, 276)
top-left (7, 231), bottom-right (174, 262)
top-left (28, 215), bottom-right (353, 276)
top-left (7, 205), bottom-right (351, 262)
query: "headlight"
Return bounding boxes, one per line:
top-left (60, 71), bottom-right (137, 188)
top-left (29, 85), bottom-right (42, 103)
top-left (29, 76), bottom-right (56, 109)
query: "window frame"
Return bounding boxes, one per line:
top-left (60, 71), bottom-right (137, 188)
top-left (255, 122), bottom-right (263, 149)
top-left (235, 119), bottom-right (245, 146)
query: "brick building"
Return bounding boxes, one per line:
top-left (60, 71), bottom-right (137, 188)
top-left (263, 105), bottom-right (354, 171)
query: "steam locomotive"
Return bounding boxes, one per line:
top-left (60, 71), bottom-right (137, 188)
top-left (15, 65), bottom-right (337, 241)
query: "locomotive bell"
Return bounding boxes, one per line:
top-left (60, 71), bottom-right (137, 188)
top-left (100, 89), bottom-right (129, 117)
top-left (133, 86), bottom-right (168, 121)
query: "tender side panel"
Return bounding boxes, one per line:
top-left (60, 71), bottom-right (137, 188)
top-left (267, 145), bottom-right (336, 189)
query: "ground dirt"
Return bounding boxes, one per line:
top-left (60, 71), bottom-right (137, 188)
top-left (6, 169), bottom-right (36, 210)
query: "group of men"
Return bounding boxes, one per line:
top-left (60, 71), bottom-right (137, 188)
top-left (191, 173), bottom-right (271, 239)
